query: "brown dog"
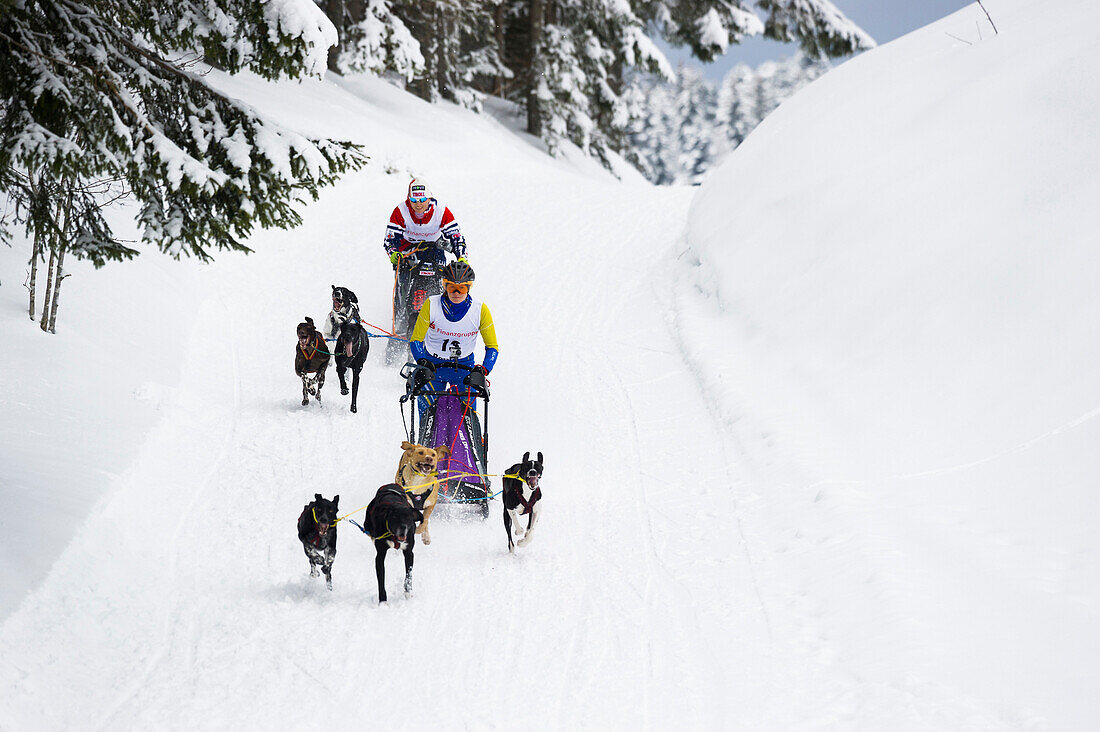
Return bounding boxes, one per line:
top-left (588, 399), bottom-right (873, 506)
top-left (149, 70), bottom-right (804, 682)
top-left (295, 317), bottom-right (330, 407)
top-left (395, 440), bottom-right (450, 545)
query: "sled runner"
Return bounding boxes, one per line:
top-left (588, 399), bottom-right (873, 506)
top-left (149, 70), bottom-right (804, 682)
top-left (399, 360), bottom-right (491, 519)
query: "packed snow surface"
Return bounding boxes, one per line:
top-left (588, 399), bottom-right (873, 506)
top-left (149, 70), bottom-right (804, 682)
top-left (2, 0), bottom-right (1098, 728)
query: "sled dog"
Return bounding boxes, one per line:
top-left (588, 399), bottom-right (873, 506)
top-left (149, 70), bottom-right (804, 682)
top-left (395, 440), bottom-right (450, 545)
top-left (298, 494), bottom-right (339, 589)
top-left (364, 484), bottom-right (422, 602)
top-left (502, 452), bottom-right (543, 553)
top-left (295, 317), bottom-right (330, 407)
top-left (334, 319), bottom-right (369, 413)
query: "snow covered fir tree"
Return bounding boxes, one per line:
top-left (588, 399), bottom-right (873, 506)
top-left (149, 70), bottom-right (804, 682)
top-left (2, 0), bottom-right (871, 331)
top-left (313, 0), bottom-right (874, 171)
top-left (627, 53), bottom-right (835, 185)
top-left (0, 0), bottom-right (365, 331)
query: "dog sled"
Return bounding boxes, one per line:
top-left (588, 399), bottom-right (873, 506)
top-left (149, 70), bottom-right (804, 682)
top-left (386, 257), bottom-right (443, 365)
top-left (399, 360), bottom-right (491, 519)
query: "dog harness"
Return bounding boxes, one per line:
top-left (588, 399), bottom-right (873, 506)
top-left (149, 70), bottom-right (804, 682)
top-left (365, 485), bottom-right (416, 547)
top-left (300, 506), bottom-right (333, 548)
top-left (400, 471), bottom-right (438, 512)
top-left (504, 475), bottom-right (542, 515)
top-left (299, 332), bottom-right (325, 361)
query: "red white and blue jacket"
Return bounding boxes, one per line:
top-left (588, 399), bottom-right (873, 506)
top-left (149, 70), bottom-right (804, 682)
top-left (384, 199), bottom-right (467, 260)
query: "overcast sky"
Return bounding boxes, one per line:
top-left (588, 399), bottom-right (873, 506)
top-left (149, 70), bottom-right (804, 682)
top-left (660, 1), bottom-right (976, 78)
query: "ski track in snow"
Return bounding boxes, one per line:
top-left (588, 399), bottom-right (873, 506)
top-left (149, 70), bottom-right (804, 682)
top-left (0, 170), bottom-right (773, 729)
top-left (5, 16), bottom-right (1089, 721)
top-left (1, 172), bottom-right (1029, 731)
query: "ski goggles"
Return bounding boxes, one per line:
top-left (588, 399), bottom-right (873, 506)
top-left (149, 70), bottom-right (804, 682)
top-left (409, 196), bottom-right (430, 203)
top-left (443, 281), bottom-right (470, 295)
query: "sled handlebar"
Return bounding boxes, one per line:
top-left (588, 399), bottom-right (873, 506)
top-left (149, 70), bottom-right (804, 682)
top-left (399, 361), bottom-right (490, 401)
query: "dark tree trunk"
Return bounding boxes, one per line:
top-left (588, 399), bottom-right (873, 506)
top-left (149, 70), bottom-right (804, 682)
top-left (46, 242), bottom-right (67, 333)
top-left (28, 237), bottom-right (40, 320)
top-left (404, 0), bottom-right (435, 101)
top-left (39, 246), bottom-right (56, 331)
top-left (342, 0), bottom-right (367, 71)
top-left (494, 3), bottom-right (506, 97)
top-left (437, 4), bottom-right (454, 102)
top-left (317, 0), bottom-right (338, 71)
top-left (526, 0), bottom-right (545, 137)
top-left (39, 186), bottom-right (73, 333)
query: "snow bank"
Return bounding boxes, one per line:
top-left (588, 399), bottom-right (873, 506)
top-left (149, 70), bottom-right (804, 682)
top-left (680, 0), bottom-right (1100, 726)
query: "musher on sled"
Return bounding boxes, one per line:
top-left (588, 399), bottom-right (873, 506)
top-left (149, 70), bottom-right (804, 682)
top-left (384, 178), bottom-right (468, 363)
top-left (409, 260), bottom-right (498, 413)
top-left (403, 261), bottom-right (498, 514)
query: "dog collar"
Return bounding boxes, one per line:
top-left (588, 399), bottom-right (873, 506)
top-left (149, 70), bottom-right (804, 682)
top-left (400, 470), bottom-right (438, 489)
top-left (299, 333), bottom-right (322, 360)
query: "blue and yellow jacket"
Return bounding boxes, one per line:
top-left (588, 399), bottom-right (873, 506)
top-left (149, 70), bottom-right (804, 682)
top-left (409, 295), bottom-right (499, 372)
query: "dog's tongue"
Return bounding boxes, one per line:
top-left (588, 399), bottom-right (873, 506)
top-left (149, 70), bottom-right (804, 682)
top-left (345, 341), bottom-right (353, 357)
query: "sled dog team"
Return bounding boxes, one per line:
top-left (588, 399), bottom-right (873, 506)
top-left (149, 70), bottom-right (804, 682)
top-left (293, 179), bottom-right (542, 601)
top-left (298, 444), bottom-right (545, 601)
top-left (293, 285), bottom-right (366, 411)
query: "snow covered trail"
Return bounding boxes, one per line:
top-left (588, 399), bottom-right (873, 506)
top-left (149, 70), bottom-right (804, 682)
top-left (0, 164), bottom-right (1012, 728)
top-left (0, 125), bottom-right (772, 727)
top-left (4, 32), bottom-right (1079, 725)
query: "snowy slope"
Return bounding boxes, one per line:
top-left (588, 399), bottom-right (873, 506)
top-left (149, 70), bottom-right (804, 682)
top-left (2, 0), bottom-right (1099, 728)
top-left (679, 0), bottom-right (1100, 728)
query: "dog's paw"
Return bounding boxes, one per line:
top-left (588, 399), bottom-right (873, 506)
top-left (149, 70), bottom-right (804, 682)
top-left (421, 534), bottom-right (431, 546)
top-left (326, 576), bottom-right (333, 591)
top-left (301, 398), bottom-right (309, 406)
top-left (309, 566), bottom-right (319, 578)
top-left (341, 387), bottom-right (349, 395)
top-left (517, 535), bottom-right (533, 548)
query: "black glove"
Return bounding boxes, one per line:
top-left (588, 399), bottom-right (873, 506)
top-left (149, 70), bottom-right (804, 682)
top-left (463, 369), bottom-right (489, 397)
top-left (408, 360), bottom-right (435, 392)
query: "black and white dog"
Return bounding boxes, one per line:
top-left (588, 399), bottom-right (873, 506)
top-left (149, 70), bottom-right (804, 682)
top-left (298, 494), bottom-right (339, 589)
top-left (502, 452), bottom-right (543, 553)
top-left (325, 285), bottom-right (369, 413)
top-left (364, 484), bottom-right (423, 602)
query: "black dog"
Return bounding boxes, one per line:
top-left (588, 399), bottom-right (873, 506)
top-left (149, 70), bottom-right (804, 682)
top-left (298, 494), bottom-right (339, 590)
top-left (364, 484), bottom-right (423, 602)
top-left (335, 319), bottom-right (369, 413)
top-left (502, 452), bottom-right (544, 553)
top-left (295, 316), bottom-right (331, 407)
